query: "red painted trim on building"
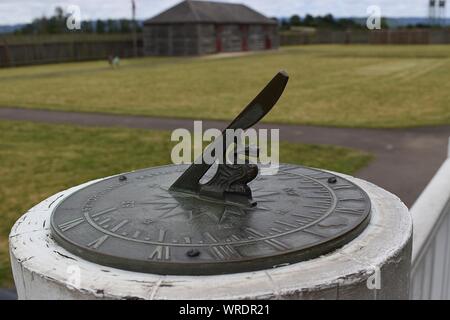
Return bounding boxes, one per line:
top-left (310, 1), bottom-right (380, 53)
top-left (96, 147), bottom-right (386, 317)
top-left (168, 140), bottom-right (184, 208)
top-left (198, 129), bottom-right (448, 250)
top-left (240, 25), bottom-right (249, 51)
top-left (215, 25), bottom-right (223, 53)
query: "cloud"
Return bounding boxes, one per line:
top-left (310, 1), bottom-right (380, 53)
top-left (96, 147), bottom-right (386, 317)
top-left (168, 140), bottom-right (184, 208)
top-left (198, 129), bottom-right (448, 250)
top-left (0, 0), bottom-right (441, 25)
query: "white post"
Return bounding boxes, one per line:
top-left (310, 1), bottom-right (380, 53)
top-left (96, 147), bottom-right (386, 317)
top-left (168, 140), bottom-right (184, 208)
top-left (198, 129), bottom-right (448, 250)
top-left (409, 137), bottom-right (450, 299)
top-left (447, 136), bottom-right (450, 158)
top-left (10, 172), bottom-right (412, 300)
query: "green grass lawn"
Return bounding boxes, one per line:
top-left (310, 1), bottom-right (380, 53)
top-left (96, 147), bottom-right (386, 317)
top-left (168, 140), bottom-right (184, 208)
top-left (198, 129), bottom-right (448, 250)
top-left (0, 45), bottom-right (449, 128)
top-left (0, 120), bottom-right (372, 287)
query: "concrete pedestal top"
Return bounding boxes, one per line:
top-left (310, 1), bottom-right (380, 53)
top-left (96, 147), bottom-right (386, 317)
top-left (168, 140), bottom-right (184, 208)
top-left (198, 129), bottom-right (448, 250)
top-left (9, 171), bottom-right (412, 300)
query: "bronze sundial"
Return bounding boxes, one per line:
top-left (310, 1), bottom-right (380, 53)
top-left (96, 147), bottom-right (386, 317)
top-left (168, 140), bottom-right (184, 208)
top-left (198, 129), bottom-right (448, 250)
top-left (50, 72), bottom-right (371, 275)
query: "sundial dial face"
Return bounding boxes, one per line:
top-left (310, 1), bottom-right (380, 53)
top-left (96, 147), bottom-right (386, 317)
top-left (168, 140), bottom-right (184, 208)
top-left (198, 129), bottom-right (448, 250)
top-left (50, 164), bottom-right (371, 275)
top-left (51, 72), bottom-right (371, 274)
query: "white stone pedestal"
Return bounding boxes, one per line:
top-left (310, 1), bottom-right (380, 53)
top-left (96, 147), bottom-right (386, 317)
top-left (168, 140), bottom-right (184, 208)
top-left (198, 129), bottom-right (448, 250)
top-left (9, 172), bottom-right (412, 300)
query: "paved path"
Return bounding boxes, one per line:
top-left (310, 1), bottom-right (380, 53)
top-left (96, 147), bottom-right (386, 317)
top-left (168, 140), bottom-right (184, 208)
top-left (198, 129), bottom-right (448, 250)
top-left (1, 107), bottom-right (449, 208)
top-left (0, 288), bottom-right (17, 300)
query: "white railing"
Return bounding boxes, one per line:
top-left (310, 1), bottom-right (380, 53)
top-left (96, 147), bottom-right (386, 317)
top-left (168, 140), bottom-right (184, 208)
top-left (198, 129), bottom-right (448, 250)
top-left (410, 138), bottom-right (450, 300)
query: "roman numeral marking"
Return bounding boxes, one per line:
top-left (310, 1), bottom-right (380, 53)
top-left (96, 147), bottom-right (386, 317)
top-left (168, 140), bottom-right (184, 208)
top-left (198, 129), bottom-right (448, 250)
top-left (158, 204), bottom-right (178, 210)
top-left (333, 185), bottom-right (354, 190)
top-left (274, 220), bottom-right (298, 228)
top-left (132, 231), bottom-right (141, 239)
top-left (257, 192), bottom-right (279, 197)
top-left (203, 232), bottom-right (218, 243)
top-left (148, 246), bottom-right (170, 260)
top-left (303, 204), bottom-right (329, 209)
top-left (158, 229), bottom-right (166, 242)
top-left (302, 229), bottom-right (326, 238)
top-left (278, 176), bottom-right (300, 181)
top-left (245, 227), bottom-right (264, 237)
top-left (316, 201), bottom-right (332, 206)
top-left (297, 186), bottom-right (323, 190)
top-left (278, 166), bottom-right (295, 172)
top-left (91, 207), bottom-right (116, 218)
top-left (304, 195), bottom-right (330, 199)
top-left (98, 217), bottom-right (111, 226)
top-left (265, 239), bottom-right (290, 251)
top-left (58, 217), bottom-right (85, 232)
top-left (210, 245), bottom-right (241, 260)
top-left (205, 231), bottom-right (241, 260)
top-left (230, 234), bottom-right (240, 241)
top-left (305, 173), bottom-right (329, 179)
top-left (87, 235), bottom-right (109, 249)
top-left (297, 210), bottom-right (323, 218)
top-left (184, 237), bottom-right (191, 244)
top-left (335, 208), bottom-right (365, 215)
top-left (292, 213), bottom-right (318, 220)
top-left (245, 227), bottom-right (290, 251)
top-left (111, 219), bottom-right (129, 232)
top-left (314, 190), bottom-right (330, 194)
top-left (339, 197), bottom-right (365, 202)
top-left (295, 219), bottom-right (309, 226)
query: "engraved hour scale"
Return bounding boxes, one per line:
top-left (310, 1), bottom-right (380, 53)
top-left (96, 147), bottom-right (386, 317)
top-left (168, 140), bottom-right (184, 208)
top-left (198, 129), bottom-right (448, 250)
top-left (50, 71), bottom-right (371, 275)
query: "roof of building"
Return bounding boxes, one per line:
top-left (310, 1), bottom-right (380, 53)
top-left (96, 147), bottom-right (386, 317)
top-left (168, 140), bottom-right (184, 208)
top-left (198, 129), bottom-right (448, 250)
top-left (144, 0), bottom-right (277, 25)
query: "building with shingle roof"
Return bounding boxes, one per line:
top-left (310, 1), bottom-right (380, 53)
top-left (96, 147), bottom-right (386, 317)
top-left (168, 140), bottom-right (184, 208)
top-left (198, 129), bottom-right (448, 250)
top-left (143, 0), bottom-right (279, 56)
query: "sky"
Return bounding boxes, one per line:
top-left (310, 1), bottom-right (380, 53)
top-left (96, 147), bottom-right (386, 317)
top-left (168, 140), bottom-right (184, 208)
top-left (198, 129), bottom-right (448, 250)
top-left (0, 0), bottom-right (446, 25)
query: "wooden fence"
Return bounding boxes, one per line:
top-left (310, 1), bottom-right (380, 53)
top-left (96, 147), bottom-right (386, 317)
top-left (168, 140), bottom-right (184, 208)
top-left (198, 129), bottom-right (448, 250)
top-left (0, 35), bottom-right (143, 68)
top-left (1, 29), bottom-right (450, 68)
top-left (280, 29), bottom-right (450, 46)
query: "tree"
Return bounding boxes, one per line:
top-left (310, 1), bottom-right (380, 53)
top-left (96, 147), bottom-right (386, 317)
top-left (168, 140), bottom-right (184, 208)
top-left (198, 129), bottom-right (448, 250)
top-left (303, 14), bottom-right (315, 27)
top-left (119, 19), bottom-right (131, 33)
top-left (136, 23), bottom-right (143, 33)
top-left (323, 14), bottom-right (335, 24)
top-left (96, 20), bottom-right (106, 33)
top-left (280, 18), bottom-right (291, 30)
top-left (106, 19), bottom-right (119, 33)
top-left (81, 21), bottom-right (94, 33)
top-left (380, 18), bottom-right (390, 29)
top-left (14, 7), bottom-right (141, 35)
top-left (15, 6), bottom-right (69, 34)
top-left (47, 7), bottom-right (67, 33)
top-left (290, 15), bottom-right (301, 26)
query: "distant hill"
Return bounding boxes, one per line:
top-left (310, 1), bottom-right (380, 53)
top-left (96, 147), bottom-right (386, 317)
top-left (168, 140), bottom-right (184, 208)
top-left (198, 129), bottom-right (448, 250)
top-left (385, 17), bottom-right (450, 27)
top-left (351, 17), bottom-right (450, 27)
top-left (279, 16), bottom-right (450, 28)
top-left (0, 24), bottom-right (26, 34)
top-left (0, 20), bottom-right (144, 35)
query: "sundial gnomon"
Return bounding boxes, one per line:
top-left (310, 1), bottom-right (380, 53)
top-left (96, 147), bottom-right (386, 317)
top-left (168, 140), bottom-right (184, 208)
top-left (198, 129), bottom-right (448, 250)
top-left (51, 72), bottom-right (371, 275)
